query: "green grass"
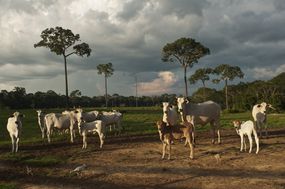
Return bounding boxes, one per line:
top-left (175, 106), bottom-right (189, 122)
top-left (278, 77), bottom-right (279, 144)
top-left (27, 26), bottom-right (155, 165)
top-left (0, 183), bottom-right (18, 189)
top-left (1, 107), bottom-right (284, 146)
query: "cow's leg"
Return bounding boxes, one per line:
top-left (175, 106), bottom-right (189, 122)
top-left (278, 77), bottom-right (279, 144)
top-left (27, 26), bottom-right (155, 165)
top-left (46, 125), bottom-right (51, 143)
top-left (187, 137), bottom-right (194, 159)
top-left (70, 126), bottom-right (74, 143)
top-left (253, 129), bottom-right (259, 154)
top-left (162, 142), bottom-right (166, 159)
top-left (82, 133), bottom-right (87, 149)
top-left (210, 122), bottom-right (216, 144)
top-left (248, 135), bottom-right (253, 153)
top-left (10, 134), bottom-right (15, 153)
top-left (215, 120), bottom-right (221, 144)
top-left (240, 135), bottom-right (244, 152)
top-left (99, 132), bottom-right (104, 148)
top-left (15, 137), bottom-right (19, 153)
top-left (168, 140), bottom-right (171, 160)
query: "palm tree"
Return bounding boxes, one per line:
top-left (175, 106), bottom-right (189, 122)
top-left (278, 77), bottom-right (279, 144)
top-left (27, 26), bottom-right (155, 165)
top-left (97, 63), bottom-right (114, 108)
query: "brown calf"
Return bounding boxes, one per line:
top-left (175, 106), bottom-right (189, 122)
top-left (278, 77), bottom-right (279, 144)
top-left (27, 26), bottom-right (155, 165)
top-left (155, 120), bottom-right (194, 160)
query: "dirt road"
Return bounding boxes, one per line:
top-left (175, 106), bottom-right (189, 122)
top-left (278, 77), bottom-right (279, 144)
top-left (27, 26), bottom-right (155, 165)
top-left (1, 129), bottom-right (285, 189)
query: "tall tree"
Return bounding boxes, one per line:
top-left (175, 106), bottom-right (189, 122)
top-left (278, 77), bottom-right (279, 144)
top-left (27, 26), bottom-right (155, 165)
top-left (162, 37), bottom-right (210, 96)
top-left (189, 68), bottom-right (213, 101)
top-left (212, 64), bottom-right (244, 110)
top-left (34, 26), bottom-right (91, 108)
top-left (97, 63), bottom-right (114, 108)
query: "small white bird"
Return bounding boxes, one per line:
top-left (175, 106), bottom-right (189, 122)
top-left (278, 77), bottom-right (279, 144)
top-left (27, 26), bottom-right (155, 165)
top-left (70, 164), bottom-right (87, 174)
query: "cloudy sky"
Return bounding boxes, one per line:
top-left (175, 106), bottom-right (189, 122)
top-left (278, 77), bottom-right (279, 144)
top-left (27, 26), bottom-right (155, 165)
top-left (1, 0), bottom-right (285, 97)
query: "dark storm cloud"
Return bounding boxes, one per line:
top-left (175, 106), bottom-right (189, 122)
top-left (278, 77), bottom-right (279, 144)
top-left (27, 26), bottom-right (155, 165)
top-left (1, 0), bottom-right (285, 96)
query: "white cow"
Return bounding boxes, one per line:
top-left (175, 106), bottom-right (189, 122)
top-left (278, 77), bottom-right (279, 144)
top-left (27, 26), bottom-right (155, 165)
top-left (252, 102), bottom-right (275, 138)
top-left (78, 119), bottom-right (105, 149)
top-left (7, 112), bottom-right (24, 153)
top-left (73, 108), bottom-right (99, 122)
top-left (177, 97), bottom-right (221, 144)
top-left (44, 113), bottom-right (76, 143)
top-left (233, 120), bottom-right (259, 154)
top-left (162, 102), bottom-right (178, 126)
top-left (36, 110), bottom-right (46, 139)
top-left (99, 111), bottom-right (123, 133)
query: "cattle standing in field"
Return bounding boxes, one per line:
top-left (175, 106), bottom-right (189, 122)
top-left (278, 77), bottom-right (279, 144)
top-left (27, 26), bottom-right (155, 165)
top-left (73, 108), bottom-right (99, 122)
top-left (233, 120), bottom-right (259, 154)
top-left (44, 113), bottom-right (76, 143)
top-left (155, 120), bottom-right (194, 160)
top-left (98, 110), bottom-right (123, 133)
top-left (177, 97), bottom-right (221, 144)
top-left (7, 112), bottom-right (24, 153)
top-left (162, 102), bottom-right (178, 126)
top-left (78, 118), bottom-right (105, 149)
top-left (252, 102), bottom-right (275, 138)
top-left (36, 110), bottom-right (46, 139)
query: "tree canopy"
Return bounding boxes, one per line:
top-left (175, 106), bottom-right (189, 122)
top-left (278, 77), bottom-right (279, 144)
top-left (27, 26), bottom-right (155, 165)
top-left (34, 26), bottom-right (91, 107)
top-left (162, 37), bottom-right (210, 96)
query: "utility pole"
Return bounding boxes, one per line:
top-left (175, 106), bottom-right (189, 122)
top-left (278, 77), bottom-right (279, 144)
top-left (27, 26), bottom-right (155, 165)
top-left (135, 75), bottom-right (138, 107)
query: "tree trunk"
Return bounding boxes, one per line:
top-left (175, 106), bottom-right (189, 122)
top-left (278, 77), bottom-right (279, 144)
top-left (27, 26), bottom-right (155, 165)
top-left (64, 55), bottom-right (69, 108)
top-left (225, 79), bottom-right (228, 110)
top-left (202, 81), bottom-right (206, 101)
top-left (184, 66), bottom-right (188, 97)
top-left (105, 75), bottom-right (108, 108)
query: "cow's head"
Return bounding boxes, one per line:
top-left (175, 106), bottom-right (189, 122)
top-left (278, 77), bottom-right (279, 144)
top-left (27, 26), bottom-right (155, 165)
top-left (36, 110), bottom-right (42, 117)
top-left (176, 97), bottom-right (188, 113)
top-left (257, 102), bottom-right (275, 114)
top-left (12, 112), bottom-right (24, 126)
top-left (162, 102), bottom-right (170, 114)
top-left (232, 120), bottom-right (241, 130)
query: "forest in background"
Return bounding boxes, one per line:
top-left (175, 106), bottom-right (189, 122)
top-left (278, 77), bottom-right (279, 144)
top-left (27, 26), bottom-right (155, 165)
top-left (0, 72), bottom-right (284, 111)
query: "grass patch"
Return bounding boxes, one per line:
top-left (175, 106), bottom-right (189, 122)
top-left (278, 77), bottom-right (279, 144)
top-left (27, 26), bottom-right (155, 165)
top-left (23, 156), bottom-right (64, 167)
top-left (0, 183), bottom-right (18, 189)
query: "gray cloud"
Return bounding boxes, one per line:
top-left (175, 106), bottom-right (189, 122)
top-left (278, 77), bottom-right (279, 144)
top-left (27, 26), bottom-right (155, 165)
top-left (0, 0), bottom-right (284, 96)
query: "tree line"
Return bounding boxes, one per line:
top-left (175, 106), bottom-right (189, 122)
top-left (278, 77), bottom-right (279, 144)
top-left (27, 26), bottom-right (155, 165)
top-left (0, 72), bottom-right (284, 111)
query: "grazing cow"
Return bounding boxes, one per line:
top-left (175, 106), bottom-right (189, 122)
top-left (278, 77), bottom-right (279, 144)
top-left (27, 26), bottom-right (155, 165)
top-left (233, 120), bottom-right (259, 154)
top-left (155, 120), bottom-right (194, 160)
top-left (78, 119), bottom-right (105, 149)
top-left (177, 97), bottom-right (221, 144)
top-left (44, 113), bottom-right (76, 143)
top-left (7, 112), bottom-right (24, 153)
top-left (252, 102), bottom-right (275, 138)
top-left (162, 102), bottom-right (178, 126)
top-left (36, 110), bottom-right (46, 139)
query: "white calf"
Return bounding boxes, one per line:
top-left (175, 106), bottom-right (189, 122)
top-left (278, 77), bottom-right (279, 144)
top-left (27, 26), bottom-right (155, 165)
top-left (162, 102), bottom-right (178, 126)
top-left (78, 119), bottom-right (105, 149)
top-left (233, 120), bottom-right (259, 154)
top-left (7, 112), bottom-right (24, 153)
top-left (252, 102), bottom-right (275, 138)
top-left (36, 110), bottom-right (46, 139)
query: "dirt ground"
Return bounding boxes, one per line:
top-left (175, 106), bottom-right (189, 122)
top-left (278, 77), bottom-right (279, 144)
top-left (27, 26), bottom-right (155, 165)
top-left (1, 128), bottom-right (285, 189)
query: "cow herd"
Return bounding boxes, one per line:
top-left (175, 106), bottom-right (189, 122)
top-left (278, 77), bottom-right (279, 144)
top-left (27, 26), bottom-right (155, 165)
top-left (6, 98), bottom-right (274, 160)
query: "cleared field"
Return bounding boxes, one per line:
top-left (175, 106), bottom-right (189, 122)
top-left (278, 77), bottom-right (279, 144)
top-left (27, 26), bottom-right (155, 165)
top-left (0, 107), bottom-right (285, 188)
